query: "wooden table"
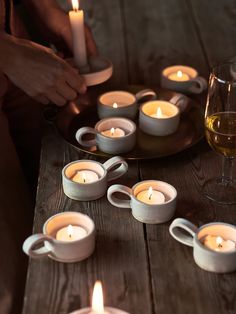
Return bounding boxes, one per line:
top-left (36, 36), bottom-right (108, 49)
top-left (23, 1), bottom-right (236, 313)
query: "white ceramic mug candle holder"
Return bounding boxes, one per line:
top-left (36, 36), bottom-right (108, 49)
top-left (169, 218), bottom-right (236, 273)
top-left (161, 65), bottom-right (207, 94)
top-left (76, 118), bottom-right (136, 154)
top-left (62, 156), bottom-right (128, 201)
top-left (23, 212), bottom-right (95, 263)
top-left (139, 94), bottom-right (184, 136)
top-left (107, 180), bottom-right (177, 224)
top-left (97, 89), bottom-right (157, 120)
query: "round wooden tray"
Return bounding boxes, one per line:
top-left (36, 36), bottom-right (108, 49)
top-left (53, 86), bottom-right (204, 160)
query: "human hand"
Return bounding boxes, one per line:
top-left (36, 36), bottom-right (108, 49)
top-left (4, 37), bottom-right (86, 106)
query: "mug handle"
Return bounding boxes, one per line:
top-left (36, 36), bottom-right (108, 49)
top-left (75, 127), bottom-right (97, 147)
top-left (188, 77), bottom-right (208, 94)
top-left (107, 184), bottom-right (132, 208)
top-left (103, 156), bottom-right (128, 182)
top-left (169, 94), bottom-right (188, 112)
top-left (169, 218), bottom-right (198, 247)
top-left (23, 234), bottom-right (53, 258)
top-left (135, 89), bottom-right (157, 102)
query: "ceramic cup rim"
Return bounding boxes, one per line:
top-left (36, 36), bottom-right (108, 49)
top-left (194, 222), bottom-right (236, 255)
top-left (98, 90), bottom-right (136, 108)
top-left (95, 117), bottom-right (137, 138)
top-left (62, 160), bottom-right (107, 185)
top-left (140, 100), bottom-right (180, 120)
top-left (42, 211), bottom-right (95, 243)
top-left (162, 65), bottom-right (199, 80)
top-left (131, 180), bottom-right (177, 206)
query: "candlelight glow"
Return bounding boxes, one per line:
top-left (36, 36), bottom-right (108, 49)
top-left (177, 70), bottom-right (183, 78)
top-left (156, 107), bottom-right (163, 118)
top-left (148, 187), bottom-right (153, 200)
top-left (72, 0), bottom-right (79, 11)
top-left (113, 102), bottom-right (118, 108)
top-left (216, 236), bottom-right (223, 248)
top-left (67, 225), bottom-right (73, 238)
top-left (110, 127), bottom-right (115, 135)
top-left (92, 281), bottom-right (105, 313)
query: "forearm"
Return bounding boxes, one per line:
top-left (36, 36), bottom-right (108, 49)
top-left (0, 32), bottom-right (15, 74)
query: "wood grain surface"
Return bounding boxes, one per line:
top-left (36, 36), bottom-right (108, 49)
top-left (23, 1), bottom-right (236, 313)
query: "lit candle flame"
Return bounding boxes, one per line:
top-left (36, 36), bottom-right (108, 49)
top-left (156, 107), bottom-right (163, 118)
top-left (216, 236), bottom-right (223, 248)
top-left (92, 281), bottom-right (105, 313)
top-left (67, 224), bottom-right (73, 238)
top-left (82, 172), bottom-right (86, 183)
top-left (72, 0), bottom-right (79, 11)
top-left (110, 127), bottom-right (115, 136)
top-left (148, 187), bottom-right (153, 200)
top-left (177, 70), bottom-right (183, 78)
top-left (113, 103), bottom-right (118, 108)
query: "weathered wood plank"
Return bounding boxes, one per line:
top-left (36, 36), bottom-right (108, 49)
top-left (121, 0), bottom-right (209, 85)
top-left (82, 0), bottom-right (129, 87)
top-left (23, 125), bottom-right (152, 314)
top-left (188, 0), bottom-right (236, 66)
top-left (140, 142), bottom-right (236, 314)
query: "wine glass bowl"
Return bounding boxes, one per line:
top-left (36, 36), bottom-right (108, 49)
top-left (203, 61), bottom-right (236, 204)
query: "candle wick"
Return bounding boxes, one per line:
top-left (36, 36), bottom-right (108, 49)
top-left (149, 194), bottom-right (152, 200)
top-left (218, 243), bottom-right (222, 248)
top-left (83, 178), bottom-right (86, 183)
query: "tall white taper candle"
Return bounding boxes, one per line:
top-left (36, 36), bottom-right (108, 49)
top-left (69, 0), bottom-right (88, 69)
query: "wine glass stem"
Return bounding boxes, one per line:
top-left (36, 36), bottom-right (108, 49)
top-left (222, 156), bottom-right (234, 185)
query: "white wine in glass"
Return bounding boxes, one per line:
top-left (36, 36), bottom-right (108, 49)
top-left (203, 62), bottom-right (236, 204)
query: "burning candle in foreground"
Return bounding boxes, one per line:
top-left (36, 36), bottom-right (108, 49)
top-left (56, 224), bottom-right (87, 242)
top-left (71, 170), bottom-right (99, 184)
top-left (203, 235), bottom-right (236, 252)
top-left (101, 127), bottom-right (125, 138)
top-left (69, 0), bottom-right (87, 69)
top-left (137, 186), bottom-right (165, 205)
top-left (168, 70), bottom-right (190, 82)
top-left (151, 107), bottom-right (168, 119)
top-left (69, 281), bottom-right (130, 313)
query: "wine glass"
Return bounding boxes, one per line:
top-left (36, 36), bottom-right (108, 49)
top-left (203, 61), bottom-right (236, 204)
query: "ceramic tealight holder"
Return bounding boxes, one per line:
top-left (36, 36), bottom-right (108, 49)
top-left (97, 89), bottom-right (157, 120)
top-left (62, 156), bottom-right (128, 201)
top-left (76, 117), bottom-right (136, 154)
top-left (161, 65), bottom-right (207, 94)
top-left (107, 180), bottom-right (177, 224)
top-left (169, 218), bottom-right (236, 273)
top-left (139, 94), bottom-right (185, 136)
top-left (23, 212), bottom-right (95, 263)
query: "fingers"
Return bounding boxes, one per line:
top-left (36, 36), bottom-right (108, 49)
top-left (45, 89), bottom-right (67, 107)
top-left (85, 25), bottom-right (98, 57)
top-left (64, 67), bottom-right (87, 94)
top-left (57, 79), bottom-right (77, 101)
top-left (35, 95), bottom-right (50, 105)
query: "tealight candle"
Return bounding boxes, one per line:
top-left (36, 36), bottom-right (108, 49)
top-left (71, 170), bottom-right (99, 183)
top-left (204, 235), bottom-right (236, 252)
top-left (161, 65), bottom-right (207, 94)
top-left (101, 127), bottom-right (125, 138)
top-left (56, 224), bottom-right (87, 242)
top-left (150, 107), bottom-right (169, 119)
top-left (69, 281), bottom-right (130, 314)
top-left (168, 70), bottom-right (190, 82)
top-left (139, 100), bottom-right (180, 136)
top-left (137, 187), bottom-right (165, 205)
top-left (69, 0), bottom-right (87, 69)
